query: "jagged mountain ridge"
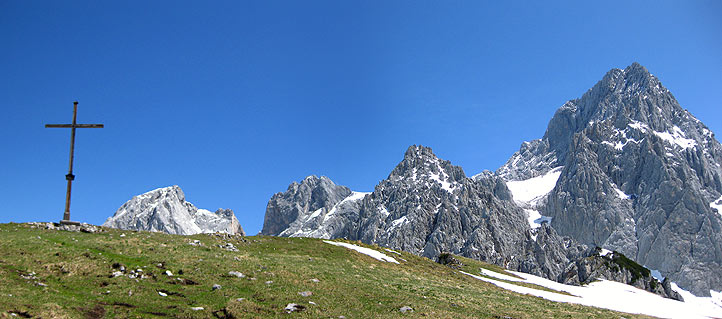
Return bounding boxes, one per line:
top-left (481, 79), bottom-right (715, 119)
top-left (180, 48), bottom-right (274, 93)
top-left (264, 146), bottom-right (590, 284)
top-left (262, 63), bottom-right (720, 297)
top-left (498, 63), bottom-right (722, 296)
top-left (104, 185), bottom-right (245, 236)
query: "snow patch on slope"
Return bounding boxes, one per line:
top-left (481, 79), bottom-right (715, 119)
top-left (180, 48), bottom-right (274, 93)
top-left (628, 120), bottom-right (649, 133)
top-left (525, 209), bottom-right (552, 230)
top-left (463, 268), bottom-right (722, 319)
top-left (323, 240), bottom-right (400, 264)
top-left (612, 186), bottom-right (631, 200)
top-left (505, 167), bottom-right (563, 205)
top-left (654, 126), bottom-right (697, 149)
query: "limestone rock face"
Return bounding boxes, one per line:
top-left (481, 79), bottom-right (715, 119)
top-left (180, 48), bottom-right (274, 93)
top-left (261, 175), bottom-right (364, 239)
top-left (103, 186), bottom-right (244, 236)
top-left (499, 63), bottom-right (722, 296)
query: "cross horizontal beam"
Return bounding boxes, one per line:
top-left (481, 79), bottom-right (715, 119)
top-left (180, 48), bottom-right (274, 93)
top-left (45, 124), bottom-right (104, 128)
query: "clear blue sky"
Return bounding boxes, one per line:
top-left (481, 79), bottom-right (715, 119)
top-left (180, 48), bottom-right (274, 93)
top-left (1, 1), bottom-right (720, 234)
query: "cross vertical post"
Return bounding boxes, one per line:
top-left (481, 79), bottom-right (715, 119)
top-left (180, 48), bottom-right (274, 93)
top-left (64, 101), bottom-right (78, 221)
top-left (45, 101), bottom-right (104, 224)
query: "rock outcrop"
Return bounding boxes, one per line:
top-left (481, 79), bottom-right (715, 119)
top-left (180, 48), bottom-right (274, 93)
top-left (559, 248), bottom-right (683, 301)
top-left (104, 186), bottom-right (244, 236)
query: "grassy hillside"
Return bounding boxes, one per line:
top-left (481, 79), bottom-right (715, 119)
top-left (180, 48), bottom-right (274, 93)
top-left (0, 223), bottom-right (650, 318)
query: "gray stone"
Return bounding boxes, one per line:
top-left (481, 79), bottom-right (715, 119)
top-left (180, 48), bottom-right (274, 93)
top-left (437, 252), bottom-right (462, 269)
top-left (284, 303), bottom-right (305, 313)
top-left (399, 306), bottom-right (413, 313)
top-left (28, 222), bottom-right (102, 233)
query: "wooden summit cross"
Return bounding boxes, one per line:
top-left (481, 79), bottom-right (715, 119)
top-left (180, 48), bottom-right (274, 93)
top-left (45, 101), bottom-right (104, 225)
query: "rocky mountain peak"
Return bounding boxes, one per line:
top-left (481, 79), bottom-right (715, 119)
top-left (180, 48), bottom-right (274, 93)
top-left (388, 145), bottom-right (466, 186)
top-left (103, 185), bottom-right (244, 236)
top-left (261, 175), bottom-right (354, 236)
top-left (499, 63), bottom-right (722, 296)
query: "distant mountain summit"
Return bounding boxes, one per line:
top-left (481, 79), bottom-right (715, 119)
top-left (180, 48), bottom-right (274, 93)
top-left (499, 62), bottom-right (722, 296)
top-left (103, 186), bottom-right (244, 236)
top-left (261, 175), bottom-right (366, 239)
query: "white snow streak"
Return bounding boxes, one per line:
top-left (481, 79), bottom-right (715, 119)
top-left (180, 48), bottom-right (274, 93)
top-left (388, 216), bottom-right (409, 230)
top-left (628, 120), bottom-right (649, 133)
top-left (326, 192), bottom-right (370, 219)
top-left (307, 208), bottom-right (324, 220)
top-left (613, 187), bottom-right (631, 200)
top-left (711, 196), bottom-right (722, 217)
top-left (430, 172), bottom-right (455, 193)
top-left (654, 126), bottom-right (697, 149)
top-left (323, 241), bottom-right (399, 264)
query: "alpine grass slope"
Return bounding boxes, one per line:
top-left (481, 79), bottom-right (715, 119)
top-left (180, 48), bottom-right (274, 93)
top-left (0, 223), bottom-right (663, 318)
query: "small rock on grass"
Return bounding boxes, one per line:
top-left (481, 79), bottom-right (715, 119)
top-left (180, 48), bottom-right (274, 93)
top-left (399, 306), bottom-right (413, 313)
top-left (310, 278), bottom-right (320, 283)
top-left (158, 291), bottom-right (168, 297)
top-left (284, 303), bottom-right (305, 313)
top-left (298, 291), bottom-right (312, 297)
top-left (190, 307), bottom-right (204, 311)
top-left (228, 271), bottom-right (245, 278)
top-left (212, 284), bottom-right (222, 291)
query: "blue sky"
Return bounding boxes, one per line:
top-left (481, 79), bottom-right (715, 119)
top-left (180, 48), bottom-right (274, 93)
top-left (2, 1), bottom-right (720, 234)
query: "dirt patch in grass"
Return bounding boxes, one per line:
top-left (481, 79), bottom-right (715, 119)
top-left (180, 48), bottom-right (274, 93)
top-left (44, 261), bottom-right (99, 276)
top-left (82, 304), bottom-right (106, 319)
